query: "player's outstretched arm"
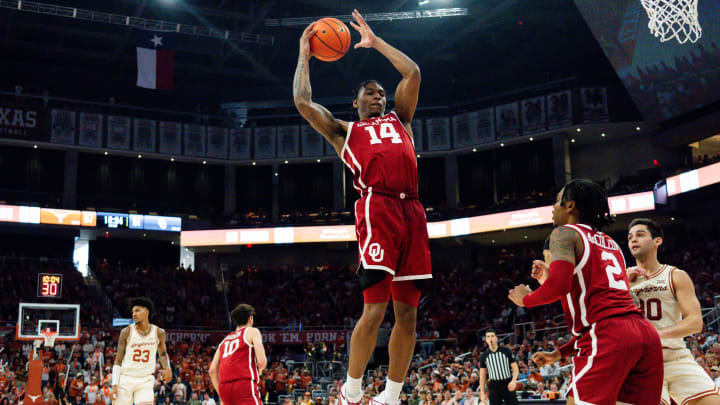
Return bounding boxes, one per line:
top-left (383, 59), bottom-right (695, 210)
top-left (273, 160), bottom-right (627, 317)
top-left (509, 227), bottom-right (580, 307)
top-left (111, 327), bottom-right (130, 402)
top-left (248, 327), bottom-right (267, 375)
top-left (293, 24), bottom-right (347, 155)
top-left (157, 328), bottom-right (172, 383)
top-left (658, 269), bottom-right (703, 339)
top-left (350, 9), bottom-right (420, 126)
top-left (208, 346), bottom-right (221, 394)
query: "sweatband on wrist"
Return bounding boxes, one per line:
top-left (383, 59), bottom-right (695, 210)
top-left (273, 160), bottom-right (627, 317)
top-left (111, 365), bottom-right (122, 386)
top-left (523, 260), bottom-right (574, 307)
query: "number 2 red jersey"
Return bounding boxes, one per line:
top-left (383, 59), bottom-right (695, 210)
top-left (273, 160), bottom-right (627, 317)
top-left (218, 328), bottom-right (259, 384)
top-left (341, 111), bottom-right (417, 194)
top-left (562, 224), bottom-right (641, 336)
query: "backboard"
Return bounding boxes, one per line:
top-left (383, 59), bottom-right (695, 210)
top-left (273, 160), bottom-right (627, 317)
top-left (16, 303), bottom-right (80, 341)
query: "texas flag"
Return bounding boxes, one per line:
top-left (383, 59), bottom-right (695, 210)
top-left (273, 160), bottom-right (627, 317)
top-left (136, 29), bottom-right (175, 90)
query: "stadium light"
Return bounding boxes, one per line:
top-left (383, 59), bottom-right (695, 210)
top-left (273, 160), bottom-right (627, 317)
top-left (418, 0), bottom-right (430, 5)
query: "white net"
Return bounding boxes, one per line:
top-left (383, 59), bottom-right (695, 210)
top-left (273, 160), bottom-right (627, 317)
top-left (640, 0), bottom-right (702, 44)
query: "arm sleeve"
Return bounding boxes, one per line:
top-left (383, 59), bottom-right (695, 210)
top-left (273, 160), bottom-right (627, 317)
top-left (557, 336), bottom-right (578, 358)
top-left (522, 260), bottom-right (575, 307)
top-left (478, 353), bottom-right (486, 369)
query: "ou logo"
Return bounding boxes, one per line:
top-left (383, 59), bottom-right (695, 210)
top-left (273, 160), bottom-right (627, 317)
top-left (368, 243), bottom-right (384, 262)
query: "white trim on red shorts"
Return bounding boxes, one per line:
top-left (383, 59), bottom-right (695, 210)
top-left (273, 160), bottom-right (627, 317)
top-left (570, 323), bottom-right (598, 405)
top-left (358, 187), bottom-right (396, 276)
top-left (393, 274), bottom-right (432, 281)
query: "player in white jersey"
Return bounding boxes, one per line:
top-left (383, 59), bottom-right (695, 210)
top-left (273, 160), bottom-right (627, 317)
top-left (627, 218), bottom-right (720, 405)
top-left (111, 297), bottom-right (173, 405)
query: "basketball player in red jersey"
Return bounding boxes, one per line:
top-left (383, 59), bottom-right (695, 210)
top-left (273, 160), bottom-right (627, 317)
top-left (507, 179), bottom-right (663, 405)
top-left (293, 9), bottom-right (430, 405)
top-left (209, 304), bottom-right (267, 405)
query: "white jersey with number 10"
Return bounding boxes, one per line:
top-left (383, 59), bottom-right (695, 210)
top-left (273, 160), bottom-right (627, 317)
top-left (629, 265), bottom-right (685, 350)
top-left (121, 324), bottom-right (159, 377)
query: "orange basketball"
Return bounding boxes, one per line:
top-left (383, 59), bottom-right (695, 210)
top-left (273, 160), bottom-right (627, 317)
top-left (310, 18), bottom-right (351, 62)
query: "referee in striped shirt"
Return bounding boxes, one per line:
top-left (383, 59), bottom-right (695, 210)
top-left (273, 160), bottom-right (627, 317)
top-left (478, 330), bottom-right (519, 405)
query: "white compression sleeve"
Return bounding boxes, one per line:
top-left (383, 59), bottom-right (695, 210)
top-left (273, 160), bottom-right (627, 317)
top-left (111, 365), bottom-right (122, 386)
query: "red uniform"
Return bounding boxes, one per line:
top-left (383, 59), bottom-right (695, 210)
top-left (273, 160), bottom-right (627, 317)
top-left (217, 328), bottom-right (262, 405)
top-left (560, 224), bottom-right (663, 405)
top-left (341, 111), bottom-right (432, 306)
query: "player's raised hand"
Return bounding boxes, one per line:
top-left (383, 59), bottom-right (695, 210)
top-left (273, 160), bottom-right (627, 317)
top-left (350, 9), bottom-right (377, 49)
top-left (531, 260), bottom-right (549, 285)
top-left (531, 350), bottom-right (560, 367)
top-left (508, 284), bottom-right (532, 307)
top-left (298, 23), bottom-right (318, 60)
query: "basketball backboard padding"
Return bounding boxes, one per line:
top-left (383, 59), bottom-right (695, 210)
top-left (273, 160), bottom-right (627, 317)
top-left (17, 303), bottom-right (80, 341)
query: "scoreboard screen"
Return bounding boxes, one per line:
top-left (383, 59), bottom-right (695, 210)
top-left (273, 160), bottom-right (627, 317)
top-left (37, 273), bottom-right (63, 298)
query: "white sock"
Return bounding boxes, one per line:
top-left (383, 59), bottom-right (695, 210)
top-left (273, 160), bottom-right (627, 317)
top-left (383, 379), bottom-right (403, 404)
top-left (345, 374), bottom-right (363, 401)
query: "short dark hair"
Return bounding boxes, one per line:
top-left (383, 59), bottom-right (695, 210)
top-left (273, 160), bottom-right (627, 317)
top-left (230, 304), bottom-right (255, 326)
top-left (485, 329), bottom-right (496, 337)
top-left (629, 218), bottom-right (664, 239)
top-left (129, 297), bottom-right (154, 315)
top-left (560, 179), bottom-right (614, 230)
top-left (352, 79), bottom-right (384, 101)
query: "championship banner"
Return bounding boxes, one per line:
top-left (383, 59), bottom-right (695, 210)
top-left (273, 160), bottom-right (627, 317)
top-left (410, 118), bottom-right (424, 152)
top-left (50, 109), bottom-right (76, 145)
top-left (426, 117), bottom-right (450, 151)
top-left (106, 116), bottom-right (131, 150)
top-left (229, 127), bottom-right (251, 160)
top-left (159, 121), bottom-right (182, 155)
top-left (452, 112), bottom-right (474, 148)
top-left (164, 329), bottom-right (351, 346)
top-left (521, 96), bottom-right (546, 134)
top-left (495, 102), bottom-right (519, 138)
top-left (277, 125), bottom-right (299, 158)
top-left (133, 119), bottom-right (156, 152)
top-left (183, 124), bottom-right (206, 157)
top-left (254, 126), bottom-right (276, 159)
top-left (0, 105), bottom-right (48, 141)
top-left (547, 90), bottom-right (572, 129)
top-left (581, 87), bottom-right (609, 122)
top-left (301, 125), bottom-right (324, 157)
top-left (206, 126), bottom-right (228, 159)
top-left (78, 113), bottom-right (103, 148)
top-left (472, 108), bottom-right (494, 144)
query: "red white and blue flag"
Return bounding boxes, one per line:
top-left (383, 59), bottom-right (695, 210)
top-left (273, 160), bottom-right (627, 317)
top-left (136, 29), bottom-right (175, 90)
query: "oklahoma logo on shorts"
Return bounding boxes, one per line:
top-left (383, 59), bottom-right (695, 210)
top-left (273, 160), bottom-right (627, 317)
top-left (368, 243), bottom-right (384, 262)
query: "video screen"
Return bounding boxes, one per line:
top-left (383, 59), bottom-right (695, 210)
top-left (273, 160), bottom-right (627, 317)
top-left (573, 0), bottom-right (720, 121)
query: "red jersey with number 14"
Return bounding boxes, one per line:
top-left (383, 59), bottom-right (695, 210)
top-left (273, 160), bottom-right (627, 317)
top-left (562, 224), bottom-right (641, 336)
top-left (218, 328), bottom-right (259, 384)
top-left (341, 111), bottom-right (417, 194)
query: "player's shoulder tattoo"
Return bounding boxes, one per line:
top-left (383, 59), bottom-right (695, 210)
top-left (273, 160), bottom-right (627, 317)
top-left (550, 226), bottom-right (579, 264)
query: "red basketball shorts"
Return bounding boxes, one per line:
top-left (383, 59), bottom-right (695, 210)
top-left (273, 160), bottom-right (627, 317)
top-left (219, 379), bottom-right (263, 405)
top-left (567, 313), bottom-right (663, 405)
top-left (354, 191), bottom-right (432, 306)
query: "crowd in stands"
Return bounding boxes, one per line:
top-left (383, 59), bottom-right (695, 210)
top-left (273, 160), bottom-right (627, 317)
top-left (93, 260), bottom-right (223, 329)
top-left (2, 229), bottom-right (720, 404)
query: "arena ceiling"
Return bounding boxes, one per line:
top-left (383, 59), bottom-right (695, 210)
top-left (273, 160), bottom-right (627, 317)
top-left (0, 0), bottom-right (622, 107)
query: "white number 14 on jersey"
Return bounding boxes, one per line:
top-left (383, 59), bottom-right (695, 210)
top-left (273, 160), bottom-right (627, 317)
top-left (365, 123), bottom-right (402, 145)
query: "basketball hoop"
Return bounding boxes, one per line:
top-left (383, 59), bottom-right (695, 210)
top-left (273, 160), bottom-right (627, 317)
top-left (640, 0), bottom-right (702, 44)
top-left (40, 329), bottom-right (57, 349)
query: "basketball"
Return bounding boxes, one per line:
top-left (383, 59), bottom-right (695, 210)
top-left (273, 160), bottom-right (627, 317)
top-left (310, 17), bottom-right (351, 62)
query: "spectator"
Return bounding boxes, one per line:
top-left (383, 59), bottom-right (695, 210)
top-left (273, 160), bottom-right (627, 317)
top-left (172, 377), bottom-right (187, 402)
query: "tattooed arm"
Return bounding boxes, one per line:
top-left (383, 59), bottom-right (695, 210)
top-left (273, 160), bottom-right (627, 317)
top-left (509, 226), bottom-right (582, 307)
top-left (157, 328), bottom-right (173, 383)
top-left (110, 327), bottom-right (130, 400)
top-left (293, 24), bottom-right (347, 156)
